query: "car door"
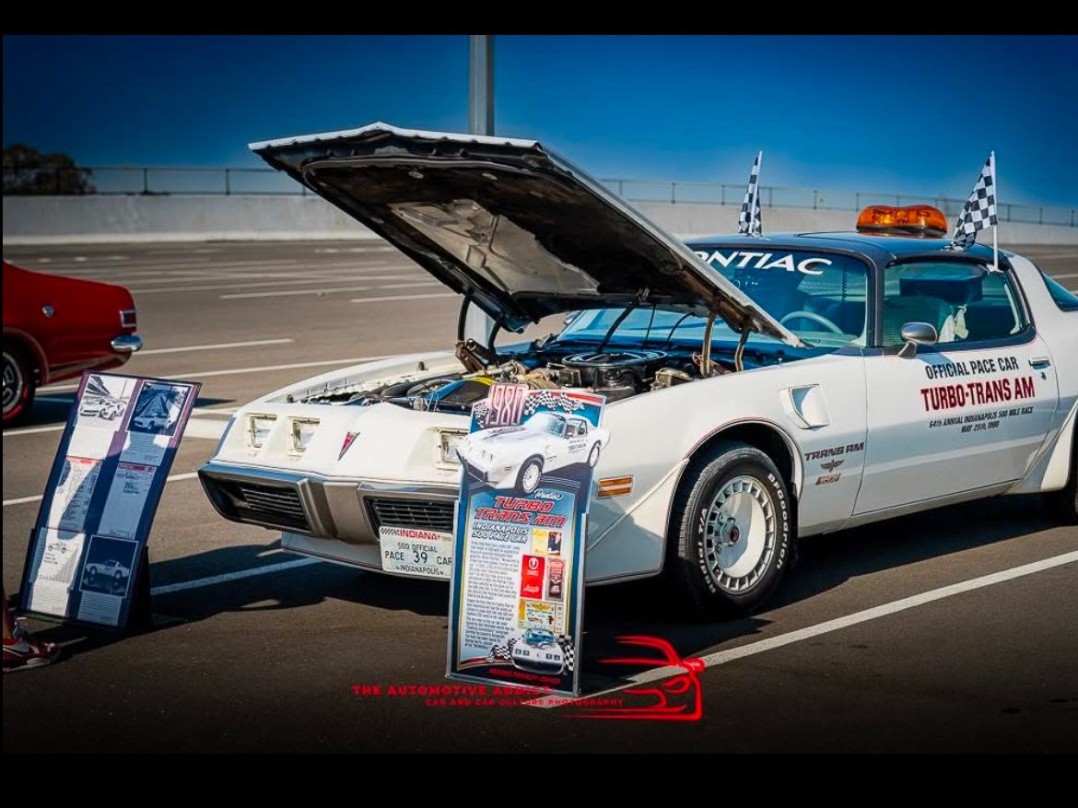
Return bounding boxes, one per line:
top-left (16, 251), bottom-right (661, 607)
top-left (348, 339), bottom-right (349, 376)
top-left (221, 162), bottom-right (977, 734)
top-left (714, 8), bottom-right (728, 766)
top-left (854, 259), bottom-right (1058, 515)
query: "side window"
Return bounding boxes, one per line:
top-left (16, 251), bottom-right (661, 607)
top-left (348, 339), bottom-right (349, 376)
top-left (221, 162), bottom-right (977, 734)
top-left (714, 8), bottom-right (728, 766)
top-left (880, 262), bottom-right (1028, 348)
top-left (1039, 270), bottom-right (1078, 312)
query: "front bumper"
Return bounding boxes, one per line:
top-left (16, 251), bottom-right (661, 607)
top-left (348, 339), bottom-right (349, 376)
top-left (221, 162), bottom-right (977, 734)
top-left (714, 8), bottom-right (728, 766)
top-left (198, 461), bottom-right (458, 545)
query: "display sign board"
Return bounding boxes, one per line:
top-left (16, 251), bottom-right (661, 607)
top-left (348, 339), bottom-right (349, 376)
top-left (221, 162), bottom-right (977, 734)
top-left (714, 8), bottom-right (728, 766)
top-left (20, 372), bottom-right (200, 629)
top-left (447, 384), bottom-right (607, 696)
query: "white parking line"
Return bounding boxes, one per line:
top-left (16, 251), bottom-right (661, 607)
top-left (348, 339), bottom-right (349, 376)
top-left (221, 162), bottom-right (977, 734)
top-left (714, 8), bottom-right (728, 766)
top-left (221, 286), bottom-right (373, 299)
top-left (130, 268), bottom-right (415, 294)
top-left (1, 424), bottom-right (68, 437)
top-left (2, 404), bottom-right (240, 438)
top-left (3, 471), bottom-right (201, 507)
top-left (527, 550), bottom-right (1078, 708)
top-left (351, 293), bottom-right (456, 304)
top-left (37, 355), bottom-right (393, 393)
top-left (182, 417), bottom-right (228, 440)
top-left (219, 279), bottom-right (439, 299)
top-left (140, 339), bottom-right (293, 355)
top-left (376, 281), bottom-right (443, 290)
top-left (150, 557), bottom-right (322, 596)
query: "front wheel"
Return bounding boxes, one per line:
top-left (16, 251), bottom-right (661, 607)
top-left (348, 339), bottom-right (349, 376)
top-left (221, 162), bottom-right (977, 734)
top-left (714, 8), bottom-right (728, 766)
top-left (516, 456), bottom-right (544, 494)
top-left (667, 441), bottom-right (794, 617)
top-left (587, 443), bottom-right (601, 468)
top-left (2, 345), bottom-right (36, 427)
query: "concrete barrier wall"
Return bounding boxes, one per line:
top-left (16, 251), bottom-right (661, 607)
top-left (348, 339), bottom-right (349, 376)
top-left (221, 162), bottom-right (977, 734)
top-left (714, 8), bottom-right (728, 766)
top-left (5, 194), bottom-right (1077, 245)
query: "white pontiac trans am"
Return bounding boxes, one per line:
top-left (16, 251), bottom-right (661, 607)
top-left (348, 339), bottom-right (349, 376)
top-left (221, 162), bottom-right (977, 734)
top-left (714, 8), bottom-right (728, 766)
top-left (198, 122), bottom-right (1078, 615)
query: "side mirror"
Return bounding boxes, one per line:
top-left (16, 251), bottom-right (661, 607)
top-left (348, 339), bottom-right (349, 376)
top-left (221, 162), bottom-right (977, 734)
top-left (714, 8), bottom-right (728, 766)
top-left (897, 321), bottom-right (938, 358)
top-left (564, 311), bottom-right (580, 326)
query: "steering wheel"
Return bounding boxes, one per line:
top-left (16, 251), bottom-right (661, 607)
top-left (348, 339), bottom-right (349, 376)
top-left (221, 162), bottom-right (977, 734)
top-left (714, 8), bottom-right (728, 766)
top-left (779, 310), bottom-right (845, 335)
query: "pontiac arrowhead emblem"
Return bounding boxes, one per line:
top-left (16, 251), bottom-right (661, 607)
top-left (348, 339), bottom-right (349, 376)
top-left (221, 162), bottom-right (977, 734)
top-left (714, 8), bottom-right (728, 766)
top-left (339, 431), bottom-right (360, 460)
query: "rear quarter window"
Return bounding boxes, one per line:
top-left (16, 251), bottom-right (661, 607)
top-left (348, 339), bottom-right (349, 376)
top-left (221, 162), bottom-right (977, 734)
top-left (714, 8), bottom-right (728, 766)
top-left (1039, 271), bottom-right (1078, 311)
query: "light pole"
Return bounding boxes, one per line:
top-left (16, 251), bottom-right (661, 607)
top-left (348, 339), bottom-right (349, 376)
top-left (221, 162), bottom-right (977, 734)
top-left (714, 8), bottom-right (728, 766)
top-left (464, 34), bottom-right (495, 345)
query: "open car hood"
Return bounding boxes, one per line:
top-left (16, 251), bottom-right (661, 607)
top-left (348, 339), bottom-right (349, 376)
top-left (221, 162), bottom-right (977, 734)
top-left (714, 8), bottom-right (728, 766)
top-left (251, 122), bottom-right (801, 345)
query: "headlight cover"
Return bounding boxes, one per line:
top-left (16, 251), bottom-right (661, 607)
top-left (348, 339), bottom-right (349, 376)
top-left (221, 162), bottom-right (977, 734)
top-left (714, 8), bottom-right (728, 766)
top-left (245, 414), bottom-right (277, 449)
top-left (290, 417), bottom-right (320, 454)
top-left (439, 430), bottom-right (467, 465)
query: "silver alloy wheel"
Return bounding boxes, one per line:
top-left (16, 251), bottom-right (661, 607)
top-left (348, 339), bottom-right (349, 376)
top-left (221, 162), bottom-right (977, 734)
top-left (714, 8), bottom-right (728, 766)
top-left (2, 351), bottom-right (23, 416)
top-left (702, 474), bottom-right (776, 592)
top-left (521, 461), bottom-right (542, 493)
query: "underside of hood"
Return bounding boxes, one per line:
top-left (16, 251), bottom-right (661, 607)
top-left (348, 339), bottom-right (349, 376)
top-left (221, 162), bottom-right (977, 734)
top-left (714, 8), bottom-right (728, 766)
top-left (250, 122), bottom-right (800, 345)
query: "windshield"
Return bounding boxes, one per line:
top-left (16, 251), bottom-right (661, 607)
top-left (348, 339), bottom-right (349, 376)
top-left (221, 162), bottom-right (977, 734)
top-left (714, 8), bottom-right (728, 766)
top-left (558, 247), bottom-right (869, 349)
top-left (526, 412), bottom-right (566, 437)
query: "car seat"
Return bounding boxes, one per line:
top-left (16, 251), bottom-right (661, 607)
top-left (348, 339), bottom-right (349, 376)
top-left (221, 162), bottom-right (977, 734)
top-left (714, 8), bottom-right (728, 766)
top-left (881, 294), bottom-right (958, 347)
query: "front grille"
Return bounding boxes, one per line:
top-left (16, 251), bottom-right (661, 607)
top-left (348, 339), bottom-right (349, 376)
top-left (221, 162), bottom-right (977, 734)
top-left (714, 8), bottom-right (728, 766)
top-left (207, 477), bottom-right (310, 532)
top-left (367, 497), bottom-right (454, 533)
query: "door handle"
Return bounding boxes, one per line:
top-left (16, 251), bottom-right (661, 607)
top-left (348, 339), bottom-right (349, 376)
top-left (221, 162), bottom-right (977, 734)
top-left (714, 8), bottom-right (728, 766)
top-left (1029, 356), bottom-right (1052, 369)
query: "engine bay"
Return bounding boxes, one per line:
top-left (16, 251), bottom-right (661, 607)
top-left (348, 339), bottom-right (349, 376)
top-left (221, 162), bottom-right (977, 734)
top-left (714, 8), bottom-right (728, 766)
top-left (290, 337), bottom-right (793, 413)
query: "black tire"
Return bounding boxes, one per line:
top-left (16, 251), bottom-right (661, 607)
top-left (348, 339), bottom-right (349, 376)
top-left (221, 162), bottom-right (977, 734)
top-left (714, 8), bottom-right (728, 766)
top-left (667, 440), bottom-right (794, 617)
top-left (516, 456), bottom-right (544, 494)
top-left (587, 442), bottom-right (601, 468)
top-left (1044, 433), bottom-right (1077, 523)
top-left (2, 344), bottom-right (36, 427)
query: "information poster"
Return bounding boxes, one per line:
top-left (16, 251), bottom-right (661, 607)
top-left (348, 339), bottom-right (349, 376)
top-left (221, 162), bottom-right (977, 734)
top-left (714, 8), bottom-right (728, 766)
top-left (21, 372), bottom-right (200, 629)
top-left (447, 384), bottom-right (607, 696)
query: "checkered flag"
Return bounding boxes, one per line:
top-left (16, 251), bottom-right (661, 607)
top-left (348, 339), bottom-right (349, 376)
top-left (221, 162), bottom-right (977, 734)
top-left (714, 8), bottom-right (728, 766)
top-left (951, 152), bottom-right (997, 249)
top-left (738, 151), bottom-right (763, 237)
top-left (557, 635), bottom-right (575, 673)
top-left (487, 638), bottom-right (515, 663)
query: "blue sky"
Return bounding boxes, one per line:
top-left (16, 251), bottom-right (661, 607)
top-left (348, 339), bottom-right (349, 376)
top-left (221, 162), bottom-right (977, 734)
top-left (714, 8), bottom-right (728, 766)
top-left (4, 34), bottom-right (1076, 208)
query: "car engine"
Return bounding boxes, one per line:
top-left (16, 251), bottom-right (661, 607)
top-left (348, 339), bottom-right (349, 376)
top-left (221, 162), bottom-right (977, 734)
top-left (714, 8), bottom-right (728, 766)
top-left (292, 339), bottom-right (739, 413)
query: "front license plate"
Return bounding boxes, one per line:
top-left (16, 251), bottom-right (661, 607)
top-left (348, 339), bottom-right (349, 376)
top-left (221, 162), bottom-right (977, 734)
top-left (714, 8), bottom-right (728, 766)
top-left (378, 525), bottom-right (454, 579)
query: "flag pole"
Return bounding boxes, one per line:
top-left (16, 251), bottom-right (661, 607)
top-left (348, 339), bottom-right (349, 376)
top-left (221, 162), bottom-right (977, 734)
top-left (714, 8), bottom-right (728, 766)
top-left (990, 151), bottom-right (999, 271)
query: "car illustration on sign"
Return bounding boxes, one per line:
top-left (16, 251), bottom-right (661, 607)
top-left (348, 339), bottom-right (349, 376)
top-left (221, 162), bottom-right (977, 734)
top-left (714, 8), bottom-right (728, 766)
top-left (83, 558), bottom-right (131, 584)
top-left (197, 122), bottom-right (1078, 617)
top-left (79, 396), bottom-right (125, 420)
top-left (457, 411), bottom-right (609, 493)
top-left (510, 628), bottom-right (566, 675)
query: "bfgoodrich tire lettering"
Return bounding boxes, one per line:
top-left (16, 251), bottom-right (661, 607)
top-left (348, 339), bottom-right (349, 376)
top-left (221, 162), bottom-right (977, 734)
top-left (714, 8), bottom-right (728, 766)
top-left (668, 440), bottom-right (794, 617)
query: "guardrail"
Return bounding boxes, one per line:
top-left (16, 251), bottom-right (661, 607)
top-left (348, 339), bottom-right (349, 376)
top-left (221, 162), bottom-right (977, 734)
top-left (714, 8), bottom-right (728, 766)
top-left (4, 166), bottom-right (1075, 227)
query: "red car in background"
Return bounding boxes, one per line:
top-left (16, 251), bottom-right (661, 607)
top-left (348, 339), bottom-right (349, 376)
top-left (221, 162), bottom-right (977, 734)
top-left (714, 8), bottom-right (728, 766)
top-left (2, 260), bottom-right (142, 426)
